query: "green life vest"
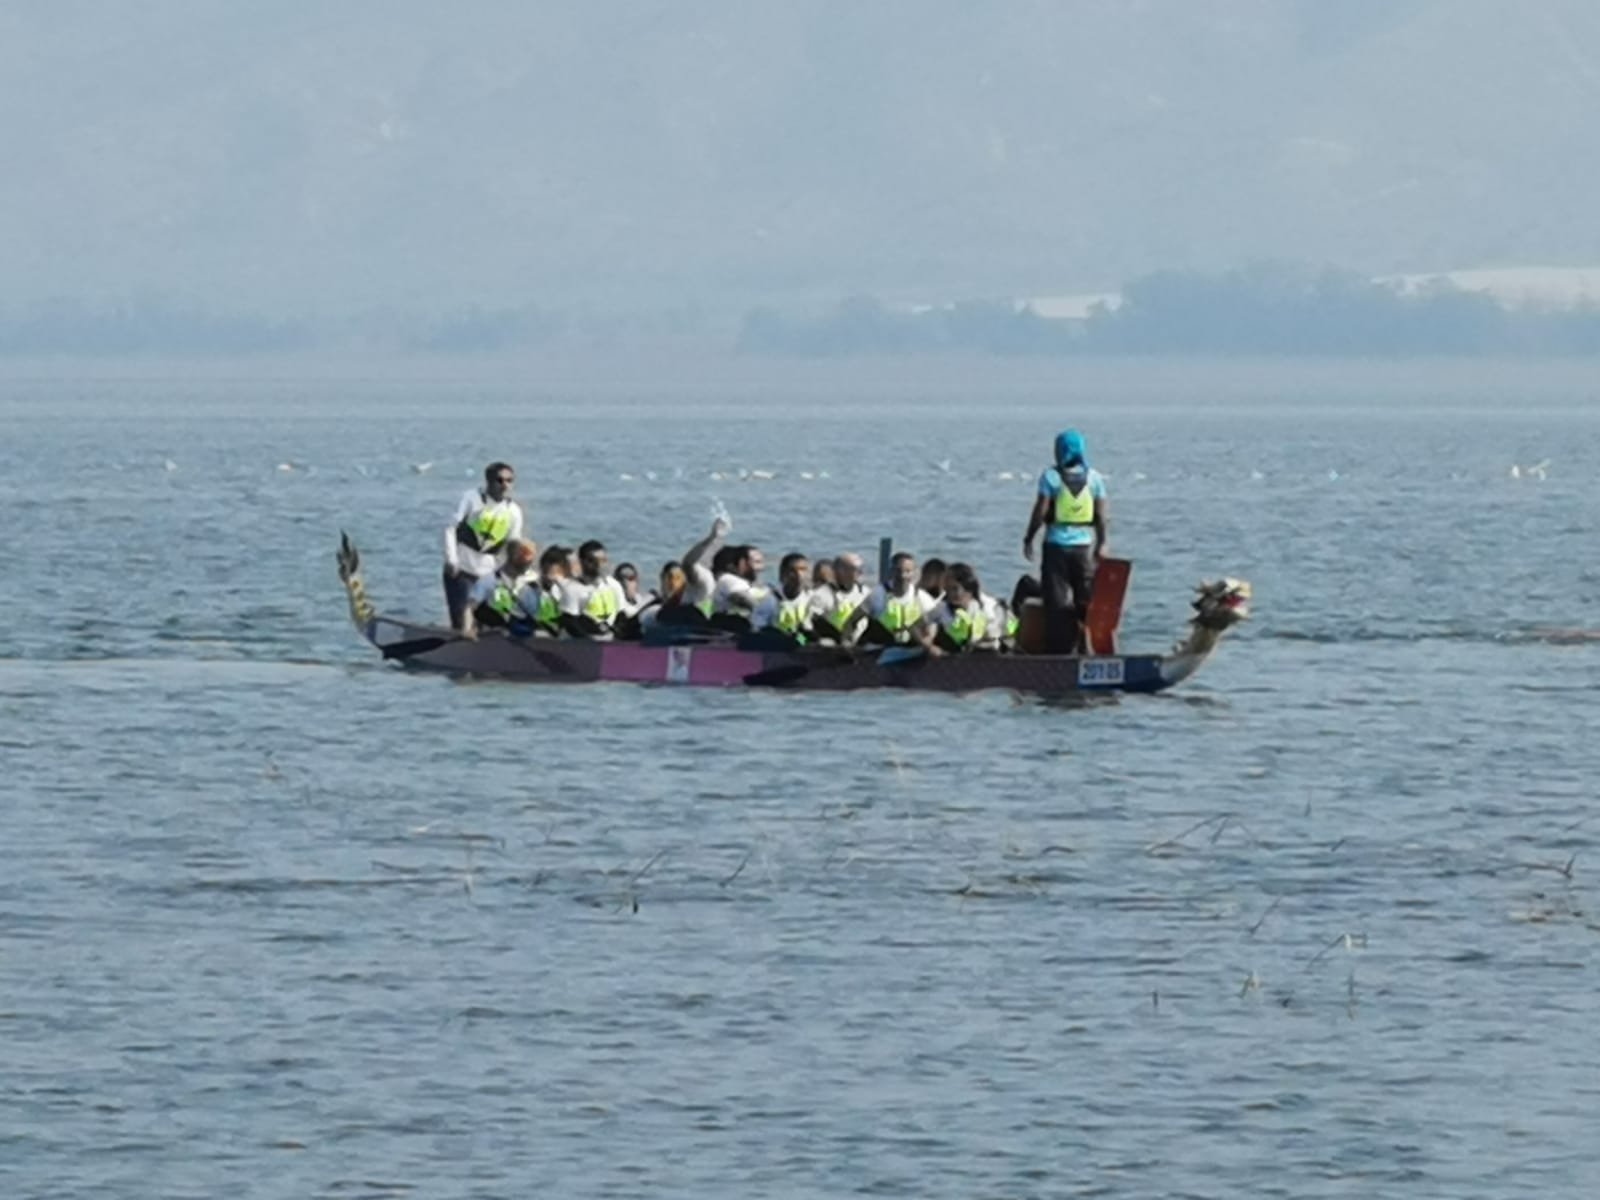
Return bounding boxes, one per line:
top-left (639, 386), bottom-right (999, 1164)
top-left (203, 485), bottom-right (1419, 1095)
top-left (1052, 476), bottom-right (1095, 527)
top-left (456, 499), bottom-right (517, 554)
top-left (487, 569), bottom-right (537, 617)
top-left (823, 587), bottom-right (864, 631)
top-left (584, 581), bottom-right (621, 623)
top-left (882, 591), bottom-right (922, 632)
top-left (947, 604), bottom-right (988, 647)
top-left (536, 590), bottom-right (561, 632)
top-left (774, 594), bottom-right (811, 635)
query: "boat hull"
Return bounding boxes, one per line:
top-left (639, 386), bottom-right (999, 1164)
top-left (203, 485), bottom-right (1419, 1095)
top-left (360, 615), bottom-right (1174, 695)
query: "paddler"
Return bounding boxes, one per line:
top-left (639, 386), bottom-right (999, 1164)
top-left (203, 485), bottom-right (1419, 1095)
top-left (709, 543), bottom-right (767, 632)
top-left (1023, 428), bottom-right (1108, 653)
top-left (810, 552), bottom-right (869, 645)
top-left (532, 544), bottom-right (570, 635)
top-left (751, 553), bottom-right (815, 645)
top-left (920, 563), bottom-right (1002, 654)
top-left (461, 539), bottom-right (539, 639)
top-left (859, 552), bottom-right (927, 646)
top-left (559, 539), bottom-right (628, 638)
top-left (444, 462), bottom-right (526, 631)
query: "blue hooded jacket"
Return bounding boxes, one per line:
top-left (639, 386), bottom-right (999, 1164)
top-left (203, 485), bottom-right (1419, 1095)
top-left (1055, 428), bottom-right (1088, 469)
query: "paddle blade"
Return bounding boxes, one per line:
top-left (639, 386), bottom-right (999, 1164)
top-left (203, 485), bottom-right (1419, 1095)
top-left (1085, 557), bottom-right (1130, 655)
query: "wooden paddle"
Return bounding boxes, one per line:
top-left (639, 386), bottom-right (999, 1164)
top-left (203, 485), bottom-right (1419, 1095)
top-left (1084, 557), bottom-right (1131, 655)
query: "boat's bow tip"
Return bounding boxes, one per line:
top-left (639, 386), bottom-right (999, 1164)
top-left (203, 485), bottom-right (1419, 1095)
top-left (1191, 576), bottom-right (1252, 632)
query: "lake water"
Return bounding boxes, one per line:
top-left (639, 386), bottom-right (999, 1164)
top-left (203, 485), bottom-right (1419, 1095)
top-left (4, 369), bottom-right (1599, 1198)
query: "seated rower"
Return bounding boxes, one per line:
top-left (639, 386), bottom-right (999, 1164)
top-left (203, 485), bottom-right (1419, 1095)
top-left (812, 559), bottom-right (837, 592)
top-left (750, 553), bottom-right (815, 646)
top-left (532, 544), bottom-right (570, 635)
top-left (612, 562), bottom-right (646, 640)
top-left (859, 552), bottom-right (928, 647)
top-left (559, 539), bottom-right (627, 638)
top-left (640, 561), bottom-right (705, 632)
top-left (680, 515), bottom-right (731, 617)
top-left (461, 539), bottom-right (539, 638)
top-left (920, 562), bottom-right (1002, 655)
top-left (810, 551), bottom-right (869, 645)
top-left (709, 542), bottom-right (767, 633)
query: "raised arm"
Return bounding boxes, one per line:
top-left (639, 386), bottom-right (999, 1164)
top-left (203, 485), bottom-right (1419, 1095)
top-left (683, 516), bottom-right (731, 573)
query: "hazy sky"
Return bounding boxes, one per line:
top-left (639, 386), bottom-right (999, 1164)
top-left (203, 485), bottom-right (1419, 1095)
top-left (5, 0), bottom-right (1600, 313)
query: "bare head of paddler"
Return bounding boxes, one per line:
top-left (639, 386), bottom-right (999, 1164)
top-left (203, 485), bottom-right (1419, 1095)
top-left (614, 562), bottom-right (641, 603)
top-left (503, 539), bottom-right (537, 575)
top-left (539, 544), bottom-right (569, 585)
top-left (943, 562), bottom-right (981, 608)
top-left (779, 553), bottom-right (809, 600)
top-left (920, 557), bottom-right (947, 597)
top-left (889, 552), bottom-right (918, 595)
top-left (578, 539), bottom-right (608, 583)
top-left (812, 559), bottom-right (837, 590)
top-left (484, 461), bottom-right (515, 501)
top-left (834, 552), bottom-right (863, 590)
top-left (735, 544), bottom-right (765, 583)
top-left (658, 561), bottom-right (687, 602)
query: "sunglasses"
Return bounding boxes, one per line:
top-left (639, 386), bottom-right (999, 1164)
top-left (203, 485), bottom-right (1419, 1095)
top-left (492, 475), bottom-right (514, 485)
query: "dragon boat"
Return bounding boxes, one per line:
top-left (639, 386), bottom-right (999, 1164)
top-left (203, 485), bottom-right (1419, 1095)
top-left (336, 535), bottom-right (1249, 696)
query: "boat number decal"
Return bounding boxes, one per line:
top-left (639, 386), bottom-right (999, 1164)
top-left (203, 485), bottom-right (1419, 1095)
top-left (1077, 657), bottom-right (1125, 687)
top-left (666, 646), bottom-right (693, 684)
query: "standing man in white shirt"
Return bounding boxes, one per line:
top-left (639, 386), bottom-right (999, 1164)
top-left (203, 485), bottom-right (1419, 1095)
top-left (443, 462), bottom-right (526, 631)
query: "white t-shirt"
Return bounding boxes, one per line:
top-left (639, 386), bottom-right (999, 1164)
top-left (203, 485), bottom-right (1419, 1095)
top-left (444, 488), bottom-right (526, 578)
top-left (713, 573), bottom-right (766, 615)
top-left (686, 563), bottom-right (717, 610)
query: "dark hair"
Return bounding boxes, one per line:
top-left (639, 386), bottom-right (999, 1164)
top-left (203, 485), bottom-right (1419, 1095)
top-left (779, 552), bottom-right (809, 577)
top-left (485, 461), bottom-right (513, 480)
top-left (711, 545), bottom-right (740, 575)
top-left (614, 561), bottom-right (639, 581)
top-left (891, 551), bottom-right (917, 569)
top-left (945, 562), bottom-right (980, 597)
top-left (921, 557), bottom-right (947, 580)
top-left (578, 539), bottom-right (606, 559)
top-left (539, 545), bottom-right (568, 571)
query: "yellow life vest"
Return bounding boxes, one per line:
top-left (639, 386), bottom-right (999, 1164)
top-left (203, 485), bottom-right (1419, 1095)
top-left (1052, 473), bottom-right (1095, 527)
top-left (536, 590), bottom-right (561, 631)
top-left (947, 604), bottom-right (988, 647)
top-left (584, 581), bottom-right (621, 623)
top-left (774, 594), bottom-right (811, 635)
top-left (487, 570), bottom-right (537, 617)
top-left (881, 590), bottom-right (922, 633)
top-left (823, 587), bottom-right (864, 631)
top-left (457, 497), bottom-right (516, 553)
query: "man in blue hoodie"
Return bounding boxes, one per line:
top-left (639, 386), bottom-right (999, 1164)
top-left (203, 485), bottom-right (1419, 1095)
top-left (1023, 429), bottom-right (1109, 653)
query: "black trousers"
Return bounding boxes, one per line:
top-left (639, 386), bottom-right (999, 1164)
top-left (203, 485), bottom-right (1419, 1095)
top-left (1041, 543), bottom-right (1095, 654)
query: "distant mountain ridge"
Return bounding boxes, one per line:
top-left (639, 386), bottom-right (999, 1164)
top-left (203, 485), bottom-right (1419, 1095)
top-left (4, 1), bottom-right (1599, 311)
